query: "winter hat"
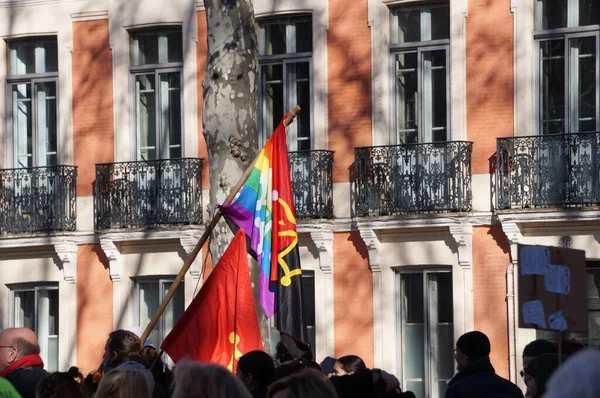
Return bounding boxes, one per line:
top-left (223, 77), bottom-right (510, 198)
top-left (455, 331), bottom-right (490, 361)
top-left (320, 356), bottom-right (337, 375)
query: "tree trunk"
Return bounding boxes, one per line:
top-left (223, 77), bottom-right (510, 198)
top-left (203, 0), bottom-right (270, 351)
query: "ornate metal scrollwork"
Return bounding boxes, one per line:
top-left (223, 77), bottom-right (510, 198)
top-left (0, 165), bottom-right (78, 234)
top-left (353, 142), bottom-right (473, 216)
top-left (288, 150), bottom-right (334, 219)
top-left (496, 132), bottom-right (600, 209)
top-left (94, 158), bottom-right (203, 230)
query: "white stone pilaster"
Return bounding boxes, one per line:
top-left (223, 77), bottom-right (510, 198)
top-left (358, 228), bottom-right (382, 367)
top-left (449, 223), bottom-right (474, 332)
top-left (100, 238), bottom-right (122, 329)
top-left (310, 230), bottom-right (334, 359)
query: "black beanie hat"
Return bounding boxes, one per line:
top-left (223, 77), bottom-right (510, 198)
top-left (456, 331), bottom-right (491, 361)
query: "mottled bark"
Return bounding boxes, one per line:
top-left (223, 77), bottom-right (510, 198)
top-left (203, 0), bottom-right (269, 349)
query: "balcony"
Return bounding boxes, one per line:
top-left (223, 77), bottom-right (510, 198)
top-left (289, 150), bottom-right (334, 219)
top-left (0, 165), bottom-right (77, 235)
top-left (354, 142), bottom-right (473, 217)
top-left (496, 132), bottom-right (600, 210)
top-left (94, 158), bottom-right (203, 230)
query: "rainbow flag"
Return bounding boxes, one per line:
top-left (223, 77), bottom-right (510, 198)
top-left (221, 115), bottom-right (291, 318)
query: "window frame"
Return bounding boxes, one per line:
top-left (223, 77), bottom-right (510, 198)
top-left (533, 7), bottom-right (600, 135)
top-left (6, 38), bottom-right (59, 168)
top-left (389, 5), bottom-right (451, 145)
top-left (9, 284), bottom-right (59, 371)
top-left (257, 16), bottom-right (314, 151)
top-left (395, 267), bottom-right (454, 398)
top-left (134, 277), bottom-right (184, 347)
top-left (129, 29), bottom-right (184, 161)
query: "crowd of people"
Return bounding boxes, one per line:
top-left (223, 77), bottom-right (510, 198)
top-left (0, 326), bottom-right (598, 397)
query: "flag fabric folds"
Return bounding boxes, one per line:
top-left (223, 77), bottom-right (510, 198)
top-left (221, 115), bottom-right (309, 352)
top-left (160, 229), bottom-right (263, 369)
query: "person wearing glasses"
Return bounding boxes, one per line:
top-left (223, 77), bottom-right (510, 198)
top-left (520, 339), bottom-right (556, 397)
top-left (0, 328), bottom-right (47, 398)
top-left (446, 331), bottom-right (523, 398)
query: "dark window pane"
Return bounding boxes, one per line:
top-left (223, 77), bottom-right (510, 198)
top-left (167, 31), bottom-right (183, 63)
top-left (136, 34), bottom-right (159, 65)
top-left (396, 52), bottom-right (418, 144)
top-left (295, 20), bottom-right (313, 53)
top-left (136, 74), bottom-right (157, 161)
top-left (48, 289), bottom-right (59, 335)
top-left (261, 64), bottom-right (284, 139)
top-left (11, 42), bottom-right (36, 74)
top-left (43, 41), bottom-right (58, 72)
top-left (15, 291), bottom-right (35, 330)
top-left (431, 5), bottom-right (450, 40)
top-left (403, 273), bottom-right (424, 323)
top-left (580, 0), bottom-right (600, 26)
top-left (394, 8), bottom-right (421, 43)
top-left (263, 22), bottom-right (286, 55)
top-left (537, 0), bottom-right (568, 29)
top-left (431, 50), bottom-right (448, 142)
top-left (540, 40), bottom-right (565, 135)
top-left (437, 273), bottom-right (453, 323)
top-left (571, 36), bottom-right (597, 133)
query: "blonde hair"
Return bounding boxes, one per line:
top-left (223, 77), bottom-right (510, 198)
top-left (94, 367), bottom-right (153, 398)
top-left (172, 360), bottom-right (252, 398)
top-left (268, 369), bottom-right (338, 398)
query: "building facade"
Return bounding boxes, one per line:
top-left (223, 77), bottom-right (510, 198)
top-left (0, 1), bottom-right (599, 397)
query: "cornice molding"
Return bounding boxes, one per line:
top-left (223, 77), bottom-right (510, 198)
top-left (358, 228), bottom-right (381, 272)
top-left (71, 10), bottom-right (108, 22)
top-left (501, 221), bottom-right (523, 262)
top-left (449, 223), bottom-right (473, 267)
top-left (309, 230), bottom-right (334, 274)
top-left (54, 241), bottom-right (77, 283)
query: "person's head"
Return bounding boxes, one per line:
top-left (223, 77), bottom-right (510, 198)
top-left (544, 349), bottom-right (600, 398)
top-left (320, 357), bottom-right (337, 377)
top-left (272, 360), bottom-right (322, 383)
top-left (522, 339), bottom-right (556, 379)
top-left (0, 327), bottom-right (40, 372)
top-left (95, 365), bottom-right (153, 398)
top-left (236, 350), bottom-right (275, 391)
top-left (560, 338), bottom-right (585, 358)
top-left (454, 331), bottom-right (491, 371)
top-left (103, 330), bottom-right (142, 371)
top-left (172, 360), bottom-right (252, 398)
top-left (268, 369), bottom-right (338, 398)
top-left (35, 367), bottom-right (85, 398)
top-left (333, 355), bottom-right (366, 376)
top-left (524, 353), bottom-right (562, 398)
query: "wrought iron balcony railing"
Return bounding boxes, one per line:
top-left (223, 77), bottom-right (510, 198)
top-left (94, 158), bottom-right (203, 230)
top-left (354, 142), bottom-right (473, 216)
top-left (496, 132), bottom-right (600, 210)
top-left (0, 165), bottom-right (77, 234)
top-left (289, 150), bottom-right (334, 219)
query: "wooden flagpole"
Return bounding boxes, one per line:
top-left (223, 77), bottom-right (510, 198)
top-left (140, 105), bottom-right (301, 346)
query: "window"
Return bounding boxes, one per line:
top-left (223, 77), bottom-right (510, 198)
top-left (136, 278), bottom-right (184, 362)
top-left (130, 30), bottom-right (183, 161)
top-left (537, 260), bottom-right (600, 348)
top-left (259, 16), bottom-right (312, 151)
top-left (535, 0), bottom-right (599, 135)
top-left (7, 38), bottom-right (58, 168)
top-left (267, 271), bottom-right (316, 356)
top-left (397, 270), bottom-right (454, 398)
top-left (391, 4), bottom-right (450, 144)
top-left (12, 285), bottom-right (59, 372)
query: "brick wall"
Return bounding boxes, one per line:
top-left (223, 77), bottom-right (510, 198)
top-left (328, 0), bottom-right (372, 183)
top-left (472, 225), bottom-right (511, 378)
top-left (76, 244), bottom-right (113, 375)
top-left (466, 0), bottom-right (514, 174)
top-left (72, 19), bottom-right (114, 196)
top-left (197, 11), bottom-right (210, 190)
top-left (333, 232), bottom-right (374, 366)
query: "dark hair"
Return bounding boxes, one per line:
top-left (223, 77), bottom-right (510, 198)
top-left (12, 337), bottom-right (40, 356)
top-left (237, 350), bottom-right (275, 387)
top-left (268, 369), bottom-right (338, 398)
top-left (337, 355), bottom-right (366, 373)
top-left (523, 340), bottom-right (556, 358)
top-left (274, 341), bottom-right (294, 364)
top-left (456, 331), bottom-right (491, 361)
top-left (560, 339), bottom-right (585, 358)
top-left (525, 353), bottom-right (563, 397)
top-left (106, 330), bottom-right (142, 370)
top-left (35, 367), bottom-right (86, 398)
top-left (272, 360), bottom-right (321, 383)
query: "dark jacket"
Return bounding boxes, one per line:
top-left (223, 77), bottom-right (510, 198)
top-left (4, 366), bottom-right (47, 398)
top-left (445, 357), bottom-right (524, 398)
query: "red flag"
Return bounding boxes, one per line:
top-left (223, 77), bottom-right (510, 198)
top-left (160, 229), bottom-right (263, 369)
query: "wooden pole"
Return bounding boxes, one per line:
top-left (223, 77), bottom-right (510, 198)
top-left (139, 106), bottom-right (300, 345)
